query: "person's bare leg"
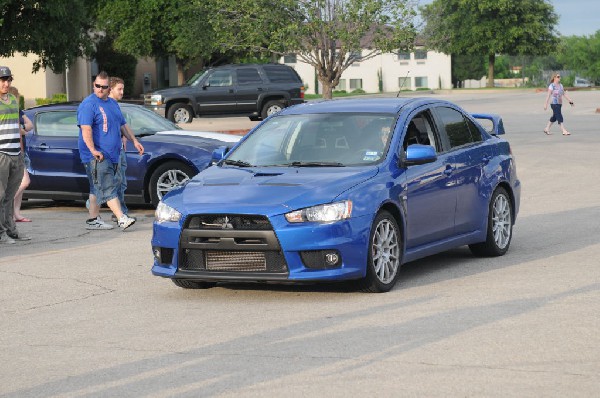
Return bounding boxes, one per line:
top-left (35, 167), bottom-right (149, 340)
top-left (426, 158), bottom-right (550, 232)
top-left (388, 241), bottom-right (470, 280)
top-left (544, 121), bottom-right (553, 135)
top-left (88, 194), bottom-right (100, 219)
top-left (559, 123), bottom-right (571, 135)
top-left (105, 197), bottom-right (124, 220)
top-left (13, 170), bottom-right (30, 220)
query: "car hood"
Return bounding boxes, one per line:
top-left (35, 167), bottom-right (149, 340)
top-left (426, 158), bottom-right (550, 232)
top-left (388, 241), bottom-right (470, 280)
top-left (173, 165), bottom-right (379, 215)
top-left (153, 86), bottom-right (196, 97)
top-left (155, 130), bottom-right (242, 143)
top-left (139, 133), bottom-right (234, 149)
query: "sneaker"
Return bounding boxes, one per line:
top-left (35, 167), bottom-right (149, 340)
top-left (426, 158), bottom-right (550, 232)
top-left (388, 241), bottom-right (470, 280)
top-left (7, 232), bottom-right (31, 241)
top-left (0, 232), bottom-right (15, 244)
top-left (118, 215), bottom-right (136, 230)
top-left (112, 214), bottom-right (136, 223)
top-left (85, 216), bottom-right (114, 230)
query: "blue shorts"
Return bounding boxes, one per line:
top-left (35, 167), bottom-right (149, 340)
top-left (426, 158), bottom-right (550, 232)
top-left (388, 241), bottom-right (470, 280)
top-left (83, 159), bottom-right (119, 205)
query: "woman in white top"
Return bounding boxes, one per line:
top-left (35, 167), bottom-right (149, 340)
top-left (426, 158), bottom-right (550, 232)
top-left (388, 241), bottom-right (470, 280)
top-left (543, 73), bottom-right (574, 136)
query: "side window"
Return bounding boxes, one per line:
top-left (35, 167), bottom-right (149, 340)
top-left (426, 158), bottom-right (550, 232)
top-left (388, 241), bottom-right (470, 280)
top-left (262, 65), bottom-right (301, 83)
top-left (465, 118), bottom-right (483, 143)
top-left (207, 70), bottom-right (233, 87)
top-left (237, 68), bottom-right (262, 85)
top-left (436, 107), bottom-right (473, 148)
top-left (402, 111), bottom-right (439, 152)
top-left (35, 111), bottom-right (79, 137)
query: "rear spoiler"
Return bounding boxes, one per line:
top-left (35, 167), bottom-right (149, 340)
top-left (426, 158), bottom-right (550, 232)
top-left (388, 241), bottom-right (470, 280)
top-left (471, 113), bottom-right (505, 136)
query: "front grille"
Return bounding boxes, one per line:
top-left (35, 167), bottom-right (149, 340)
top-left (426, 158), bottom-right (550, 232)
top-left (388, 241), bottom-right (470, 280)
top-left (179, 214), bottom-right (288, 274)
top-left (187, 214), bottom-right (272, 230)
top-left (206, 251), bottom-right (266, 271)
top-left (180, 249), bottom-right (287, 272)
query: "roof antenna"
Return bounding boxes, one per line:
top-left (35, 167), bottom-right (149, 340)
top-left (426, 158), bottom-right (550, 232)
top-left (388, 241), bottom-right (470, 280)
top-left (396, 70), bottom-right (410, 97)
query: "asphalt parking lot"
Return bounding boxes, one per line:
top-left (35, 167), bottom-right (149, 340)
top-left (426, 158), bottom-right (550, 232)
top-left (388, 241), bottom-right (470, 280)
top-left (2, 89), bottom-right (599, 397)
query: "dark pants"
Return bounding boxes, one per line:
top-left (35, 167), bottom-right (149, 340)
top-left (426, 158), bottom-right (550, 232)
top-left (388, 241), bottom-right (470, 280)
top-left (550, 103), bottom-right (563, 124)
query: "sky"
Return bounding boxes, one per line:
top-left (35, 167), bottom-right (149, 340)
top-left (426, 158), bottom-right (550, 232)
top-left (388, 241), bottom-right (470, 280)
top-left (417, 0), bottom-right (600, 37)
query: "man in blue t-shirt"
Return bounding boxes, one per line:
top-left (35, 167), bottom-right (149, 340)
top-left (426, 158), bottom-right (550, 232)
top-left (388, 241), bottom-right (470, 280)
top-left (77, 71), bottom-right (142, 231)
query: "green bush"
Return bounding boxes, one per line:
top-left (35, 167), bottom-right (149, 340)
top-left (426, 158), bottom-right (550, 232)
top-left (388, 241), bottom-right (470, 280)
top-left (351, 88), bottom-right (365, 94)
top-left (333, 89), bottom-right (347, 94)
top-left (35, 93), bottom-right (68, 106)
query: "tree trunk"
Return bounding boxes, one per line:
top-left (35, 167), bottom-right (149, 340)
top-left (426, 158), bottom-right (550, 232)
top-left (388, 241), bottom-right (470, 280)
top-left (487, 53), bottom-right (495, 88)
top-left (321, 80), bottom-right (334, 99)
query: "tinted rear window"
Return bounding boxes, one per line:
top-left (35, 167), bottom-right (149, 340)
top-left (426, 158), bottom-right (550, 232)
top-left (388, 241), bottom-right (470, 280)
top-left (262, 65), bottom-right (301, 83)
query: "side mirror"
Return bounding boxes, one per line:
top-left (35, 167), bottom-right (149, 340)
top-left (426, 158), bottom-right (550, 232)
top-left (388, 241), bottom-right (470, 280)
top-left (402, 144), bottom-right (437, 167)
top-left (210, 146), bottom-right (229, 165)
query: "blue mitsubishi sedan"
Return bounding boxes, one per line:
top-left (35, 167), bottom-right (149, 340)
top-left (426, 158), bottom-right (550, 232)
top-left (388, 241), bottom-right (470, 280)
top-left (152, 98), bottom-right (521, 292)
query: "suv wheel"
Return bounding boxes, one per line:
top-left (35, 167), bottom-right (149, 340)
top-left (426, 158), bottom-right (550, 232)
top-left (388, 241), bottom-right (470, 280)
top-left (261, 100), bottom-right (285, 119)
top-left (167, 103), bottom-right (194, 123)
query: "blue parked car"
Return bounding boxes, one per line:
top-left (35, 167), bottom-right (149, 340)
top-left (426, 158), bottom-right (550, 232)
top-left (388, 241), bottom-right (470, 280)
top-left (22, 103), bottom-right (239, 206)
top-left (152, 98), bottom-right (521, 292)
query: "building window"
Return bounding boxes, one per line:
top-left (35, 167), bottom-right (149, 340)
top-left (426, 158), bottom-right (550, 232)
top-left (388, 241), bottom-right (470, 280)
top-left (397, 52), bottom-right (410, 60)
top-left (414, 50), bottom-right (427, 60)
top-left (398, 76), bottom-right (410, 90)
top-left (415, 76), bottom-right (428, 88)
top-left (336, 79), bottom-right (347, 91)
top-left (283, 54), bottom-right (297, 64)
top-left (349, 79), bottom-right (363, 90)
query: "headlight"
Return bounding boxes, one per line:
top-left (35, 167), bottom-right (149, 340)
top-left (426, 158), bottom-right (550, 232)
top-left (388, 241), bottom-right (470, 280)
top-left (285, 200), bottom-right (352, 223)
top-left (155, 202), bottom-right (182, 223)
top-left (150, 94), bottom-right (163, 106)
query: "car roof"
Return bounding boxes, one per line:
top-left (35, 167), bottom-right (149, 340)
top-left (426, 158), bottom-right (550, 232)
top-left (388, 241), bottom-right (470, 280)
top-left (24, 101), bottom-right (141, 113)
top-left (280, 97), bottom-right (444, 116)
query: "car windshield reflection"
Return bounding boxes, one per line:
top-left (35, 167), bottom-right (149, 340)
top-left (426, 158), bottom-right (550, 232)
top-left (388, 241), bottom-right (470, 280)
top-left (121, 105), bottom-right (182, 136)
top-left (224, 113), bottom-right (396, 167)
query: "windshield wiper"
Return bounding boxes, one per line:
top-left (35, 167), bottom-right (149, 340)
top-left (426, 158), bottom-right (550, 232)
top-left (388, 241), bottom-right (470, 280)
top-left (222, 159), bottom-right (253, 167)
top-left (289, 161), bottom-right (345, 167)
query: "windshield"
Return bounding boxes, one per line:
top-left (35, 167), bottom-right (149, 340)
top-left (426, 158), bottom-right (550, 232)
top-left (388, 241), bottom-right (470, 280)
top-left (223, 113), bottom-right (396, 167)
top-left (120, 105), bottom-right (182, 136)
top-left (187, 70), bottom-right (209, 86)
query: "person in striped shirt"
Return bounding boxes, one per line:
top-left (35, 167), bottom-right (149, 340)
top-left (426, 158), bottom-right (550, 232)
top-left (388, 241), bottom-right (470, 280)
top-left (0, 66), bottom-right (30, 244)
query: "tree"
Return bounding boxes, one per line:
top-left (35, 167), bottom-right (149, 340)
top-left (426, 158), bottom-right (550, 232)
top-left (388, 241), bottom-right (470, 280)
top-left (556, 32), bottom-right (600, 84)
top-left (94, 35), bottom-right (138, 97)
top-left (451, 54), bottom-right (486, 88)
top-left (421, 0), bottom-right (559, 87)
top-left (97, 0), bottom-right (217, 85)
top-left (211, 0), bottom-right (417, 99)
top-left (0, 0), bottom-right (98, 73)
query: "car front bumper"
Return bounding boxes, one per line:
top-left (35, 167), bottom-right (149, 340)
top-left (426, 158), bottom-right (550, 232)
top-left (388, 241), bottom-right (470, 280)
top-left (151, 214), bottom-right (371, 283)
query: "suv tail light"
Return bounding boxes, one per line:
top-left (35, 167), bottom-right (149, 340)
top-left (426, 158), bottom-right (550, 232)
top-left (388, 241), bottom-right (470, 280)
top-left (300, 86), bottom-right (305, 99)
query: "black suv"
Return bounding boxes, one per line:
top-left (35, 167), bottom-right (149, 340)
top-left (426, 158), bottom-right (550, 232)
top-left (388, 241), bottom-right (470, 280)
top-left (144, 63), bottom-right (305, 123)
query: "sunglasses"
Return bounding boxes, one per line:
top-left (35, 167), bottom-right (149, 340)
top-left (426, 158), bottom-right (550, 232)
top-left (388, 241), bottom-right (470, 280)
top-left (94, 83), bottom-right (109, 89)
top-left (556, 75), bottom-right (561, 78)
top-left (0, 76), bottom-right (13, 82)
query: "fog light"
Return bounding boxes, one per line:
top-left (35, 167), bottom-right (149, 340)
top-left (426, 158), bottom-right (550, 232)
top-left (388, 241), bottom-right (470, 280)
top-left (325, 252), bottom-right (339, 266)
top-left (153, 247), bottom-right (161, 261)
top-left (153, 247), bottom-right (174, 265)
top-left (299, 250), bottom-right (342, 269)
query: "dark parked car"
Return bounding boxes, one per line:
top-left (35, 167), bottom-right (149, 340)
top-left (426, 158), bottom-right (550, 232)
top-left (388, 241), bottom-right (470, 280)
top-left (22, 103), bottom-right (240, 206)
top-left (152, 97), bottom-right (521, 292)
top-left (144, 63), bottom-right (305, 123)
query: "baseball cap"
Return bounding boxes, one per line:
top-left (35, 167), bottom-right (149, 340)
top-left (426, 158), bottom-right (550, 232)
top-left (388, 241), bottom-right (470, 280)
top-left (0, 66), bottom-right (13, 78)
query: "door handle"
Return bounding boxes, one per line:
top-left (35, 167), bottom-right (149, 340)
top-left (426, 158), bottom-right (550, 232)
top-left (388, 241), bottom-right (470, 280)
top-left (443, 165), bottom-right (453, 176)
top-left (482, 155), bottom-right (491, 164)
top-left (33, 144), bottom-right (49, 150)
top-left (257, 88), bottom-right (263, 91)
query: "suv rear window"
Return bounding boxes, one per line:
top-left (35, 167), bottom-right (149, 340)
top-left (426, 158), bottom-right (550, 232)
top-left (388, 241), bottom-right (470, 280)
top-left (237, 68), bottom-right (263, 85)
top-left (263, 65), bottom-right (301, 83)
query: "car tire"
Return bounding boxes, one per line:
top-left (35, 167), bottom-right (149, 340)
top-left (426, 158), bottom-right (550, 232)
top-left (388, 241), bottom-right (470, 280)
top-left (260, 100), bottom-right (285, 119)
top-left (172, 279), bottom-right (216, 289)
top-left (357, 210), bottom-right (402, 293)
top-left (167, 103), bottom-right (194, 124)
top-left (469, 187), bottom-right (513, 257)
top-left (149, 161), bottom-right (196, 206)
